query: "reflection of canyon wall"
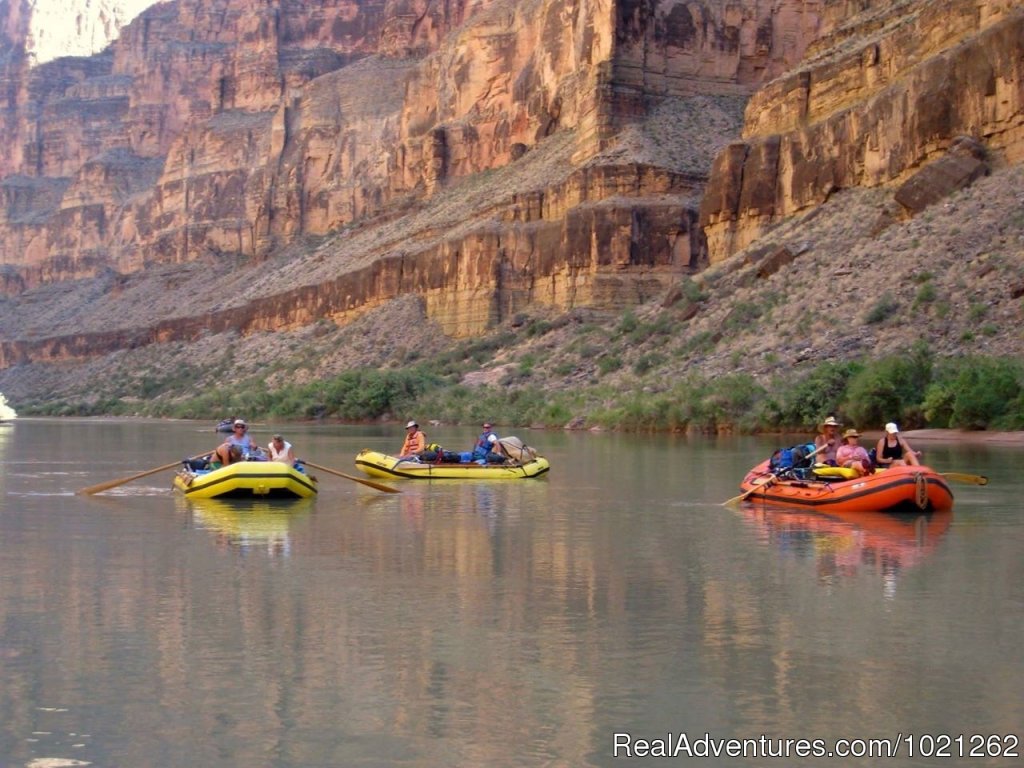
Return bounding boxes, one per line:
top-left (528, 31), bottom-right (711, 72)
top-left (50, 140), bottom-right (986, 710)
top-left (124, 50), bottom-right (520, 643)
top-left (0, 0), bottom-right (825, 362)
top-left (700, 0), bottom-right (1024, 262)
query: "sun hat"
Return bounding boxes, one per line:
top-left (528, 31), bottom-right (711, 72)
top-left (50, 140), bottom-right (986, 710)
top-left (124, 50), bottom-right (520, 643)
top-left (233, 419), bottom-right (247, 427)
top-left (842, 428), bottom-right (861, 440)
top-left (822, 416), bottom-right (841, 427)
top-left (885, 422), bottom-right (899, 434)
top-left (405, 420), bottom-right (418, 429)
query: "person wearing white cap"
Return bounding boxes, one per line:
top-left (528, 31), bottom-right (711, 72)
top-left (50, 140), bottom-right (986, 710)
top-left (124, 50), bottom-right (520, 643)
top-left (875, 422), bottom-right (921, 467)
top-left (399, 420), bottom-right (427, 459)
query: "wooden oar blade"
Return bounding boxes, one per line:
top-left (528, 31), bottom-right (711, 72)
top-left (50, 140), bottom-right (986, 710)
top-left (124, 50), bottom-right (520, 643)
top-left (941, 472), bottom-right (989, 486)
top-left (76, 450), bottom-right (216, 495)
top-left (303, 461), bottom-right (400, 493)
top-left (77, 460), bottom-right (182, 495)
top-left (722, 474), bottom-right (776, 506)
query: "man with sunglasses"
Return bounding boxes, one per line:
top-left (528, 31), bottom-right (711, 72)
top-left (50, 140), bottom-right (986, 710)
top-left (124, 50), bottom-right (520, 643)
top-left (211, 418), bottom-right (257, 467)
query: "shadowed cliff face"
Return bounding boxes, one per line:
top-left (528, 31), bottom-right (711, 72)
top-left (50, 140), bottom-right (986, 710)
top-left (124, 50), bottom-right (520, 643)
top-left (0, 0), bottom-right (1022, 381)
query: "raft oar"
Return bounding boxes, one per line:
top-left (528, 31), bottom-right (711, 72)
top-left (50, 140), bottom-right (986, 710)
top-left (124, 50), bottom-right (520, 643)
top-left (722, 474), bottom-right (777, 506)
top-left (302, 460), bottom-right (401, 494)
top-left (77, 450), bottom-right (215, 496)
top-left (940, 472), bottom-right (988, 486)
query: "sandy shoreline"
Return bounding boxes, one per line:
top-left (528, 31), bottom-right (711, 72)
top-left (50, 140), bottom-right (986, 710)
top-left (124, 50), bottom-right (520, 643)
top-left (895, 429), bottom-right (1024, 446)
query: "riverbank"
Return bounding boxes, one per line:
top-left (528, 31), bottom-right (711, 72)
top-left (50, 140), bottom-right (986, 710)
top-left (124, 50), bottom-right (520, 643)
top-left (897, 429), bottom-right (1024, 446)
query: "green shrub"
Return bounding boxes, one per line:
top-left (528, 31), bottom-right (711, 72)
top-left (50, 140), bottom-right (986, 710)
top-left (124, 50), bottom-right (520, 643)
top-left (760, 360), bottom-right (862, 429)
top-left (617, 310), bottom-right (638, 336)
top-left (923, 357), bottom-right (1023, 429)
top-left (597, 355), bottom-right (622, 375)
top-left (633, 352), bottom-right (666, 376)
top-left (912, 282), bottom-right (937, 309)
top-left (843, 345), bottom-right (934, 428)
top-left (865, 292), bottom-right (899, 324)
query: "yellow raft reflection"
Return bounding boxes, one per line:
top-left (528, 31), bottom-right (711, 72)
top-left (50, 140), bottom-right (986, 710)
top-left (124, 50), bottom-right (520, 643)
top-left (180, 496), bottom-right (315, 555)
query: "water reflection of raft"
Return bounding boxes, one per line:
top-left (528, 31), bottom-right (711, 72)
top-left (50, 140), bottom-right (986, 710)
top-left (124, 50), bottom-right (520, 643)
top-left (183, 497), bottom-right (313, 555)
top-left (355, 449), bottom-right (550, 480)
top-left (173, 461), bottom-right (318, 499)
top-left (740, 461), bottom-right (954, 513)
top-left (739, 505), bottom-right (953, 577)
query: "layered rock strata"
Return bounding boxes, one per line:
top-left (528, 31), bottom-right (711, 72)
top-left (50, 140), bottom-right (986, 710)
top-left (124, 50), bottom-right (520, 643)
top-left (700, 0), bottom-right (1024, 262)
top-left (5, 0), bottom-right (1016, 372)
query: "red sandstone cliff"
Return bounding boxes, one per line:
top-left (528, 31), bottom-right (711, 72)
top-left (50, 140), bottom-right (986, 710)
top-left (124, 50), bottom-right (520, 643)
top-left (0, 0), bottom-right (823, 366)
top-left (0, 0), bottom-right (1022, 374)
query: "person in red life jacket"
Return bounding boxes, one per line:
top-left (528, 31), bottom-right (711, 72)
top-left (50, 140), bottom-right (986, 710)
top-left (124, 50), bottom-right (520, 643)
top-left (399, 420), bottom-right (427, 459)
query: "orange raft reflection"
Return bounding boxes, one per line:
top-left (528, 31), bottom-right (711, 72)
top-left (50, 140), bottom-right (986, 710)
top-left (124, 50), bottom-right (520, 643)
top-left (739, 504), bottom-right (953, 580)
top-left (740, 461), bottom-right (954, 513)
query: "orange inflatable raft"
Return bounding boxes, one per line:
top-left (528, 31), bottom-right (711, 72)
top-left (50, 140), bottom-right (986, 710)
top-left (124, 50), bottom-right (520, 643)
top-left (739, 461), bottom-right (954, 513)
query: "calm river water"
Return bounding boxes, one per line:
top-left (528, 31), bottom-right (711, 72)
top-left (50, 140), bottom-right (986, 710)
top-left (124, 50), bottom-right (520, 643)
top-left (0, 419), bottom-right (1021, 767)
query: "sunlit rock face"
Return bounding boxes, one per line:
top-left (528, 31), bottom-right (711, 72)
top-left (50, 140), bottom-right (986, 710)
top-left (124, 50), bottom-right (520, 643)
top-left (4, 0), bottom-right (157, 64)
top-left (2, 0), bottom-right (1022, 368)
top-left (700, 0), bottom-right (1024, 263)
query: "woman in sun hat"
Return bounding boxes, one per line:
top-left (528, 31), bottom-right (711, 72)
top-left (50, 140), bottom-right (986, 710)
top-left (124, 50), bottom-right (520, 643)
top-left (399, 420), bottom-right (427, 459)
top-left (875, 422), bottom-right (921, 467)
top-left (835, 428), bottom-right (873, 476)
top-left (813, 415), bottom-right (843, 465)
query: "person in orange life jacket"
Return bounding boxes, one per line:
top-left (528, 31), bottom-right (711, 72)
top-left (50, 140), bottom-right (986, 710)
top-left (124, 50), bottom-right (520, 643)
top-left (471, 422), bottom-right (503, 462)
top-left (267, 434), bottom-right (296, 465)
top-left (835, 428), bottom-right (873, 476)
top-left (399, 420), bottom-right (427, 459)
top-left (814, 415), bottom-right (843, 465)
top-left (211, 419), bottom-right (256, 466)
top-left (875, 422), bottom-right (921, 467)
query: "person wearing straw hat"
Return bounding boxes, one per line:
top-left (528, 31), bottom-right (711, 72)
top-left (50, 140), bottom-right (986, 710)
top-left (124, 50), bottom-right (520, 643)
top-left (836, 428), bottom-right (873, 475)
top-left (875, 422), bottom-right (921, 467)
top-left (398, 420), bottom-right (427, 460)
top-left (813, 415), bottom-right (843, 465)
top-left (211, 418), bottom-right (256, 467)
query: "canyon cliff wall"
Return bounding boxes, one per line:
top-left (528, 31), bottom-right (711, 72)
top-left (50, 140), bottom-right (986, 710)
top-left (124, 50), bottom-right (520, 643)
top-left (0, 0), bottom-right (825, 366)
top-left (700, 0), bottom-right (1024, 262)
top-left (2, 0), bottom-right (1021, 372)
